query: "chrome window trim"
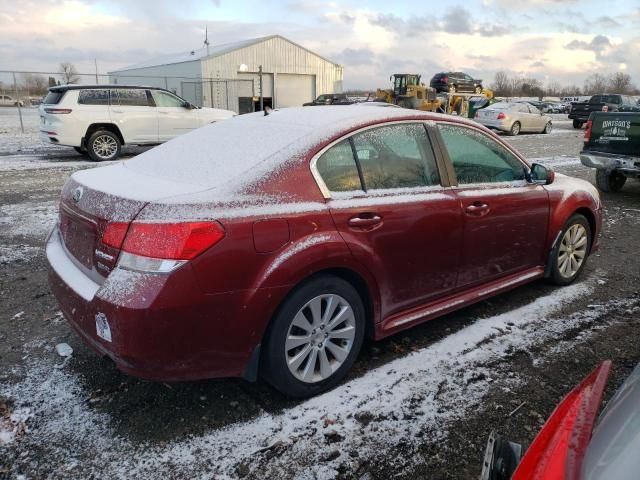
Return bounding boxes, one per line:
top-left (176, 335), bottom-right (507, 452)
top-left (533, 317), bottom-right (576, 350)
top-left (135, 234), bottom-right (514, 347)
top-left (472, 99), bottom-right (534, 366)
top-left (309, 119), bottom-right (440, 200)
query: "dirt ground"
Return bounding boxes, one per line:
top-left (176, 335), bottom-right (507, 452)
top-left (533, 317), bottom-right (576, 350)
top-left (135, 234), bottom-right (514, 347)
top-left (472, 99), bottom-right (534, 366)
top-left (0, 113), bottom-right (639, 479)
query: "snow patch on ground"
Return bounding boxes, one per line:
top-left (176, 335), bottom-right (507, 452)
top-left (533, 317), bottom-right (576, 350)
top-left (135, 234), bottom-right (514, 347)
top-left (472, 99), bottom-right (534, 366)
top-left (0, 200), bottom-right (58, 240)
top-left (0, 244), bottom-right (42, 264)
top-left (2, 278), bottom-right (623, 478)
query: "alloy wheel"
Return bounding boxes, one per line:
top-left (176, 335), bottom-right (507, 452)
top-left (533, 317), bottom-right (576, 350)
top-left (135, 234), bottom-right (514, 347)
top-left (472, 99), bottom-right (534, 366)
top-left (93, 135), bottom-right (118, 160)
top-left (285, 294), bottom-right (356, 383)
top-left (557, 224), bottom-right (588, 278)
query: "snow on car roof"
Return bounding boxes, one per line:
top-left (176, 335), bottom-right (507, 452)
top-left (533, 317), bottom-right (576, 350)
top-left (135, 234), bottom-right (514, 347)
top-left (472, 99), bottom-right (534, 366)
top-left (73, 106), bottom-right (463, 201)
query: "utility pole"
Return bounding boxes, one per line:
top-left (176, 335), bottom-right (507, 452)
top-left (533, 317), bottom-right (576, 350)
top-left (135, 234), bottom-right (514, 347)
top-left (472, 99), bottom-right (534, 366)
top-left (12, 72), bottom-right (24, 133)
top-left (259, 65), bottom-right (263, 111)
top-left (94, 58), bottom-right (99, 83)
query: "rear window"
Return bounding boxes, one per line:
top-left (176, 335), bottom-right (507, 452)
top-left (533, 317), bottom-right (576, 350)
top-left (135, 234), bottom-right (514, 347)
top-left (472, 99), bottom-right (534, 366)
top-left (487, 103), bottom-right (512, 110)
top-left (43, 91), bottom-right (65, 105)
top-left (78, 89), bottom-right (110, 105)
top-left (591, 95), bottom-right (620, 104)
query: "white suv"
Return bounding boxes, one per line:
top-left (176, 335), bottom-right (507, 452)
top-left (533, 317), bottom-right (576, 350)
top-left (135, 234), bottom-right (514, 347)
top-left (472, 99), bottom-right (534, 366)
top-left (39, 85), bottom-right (236, 161)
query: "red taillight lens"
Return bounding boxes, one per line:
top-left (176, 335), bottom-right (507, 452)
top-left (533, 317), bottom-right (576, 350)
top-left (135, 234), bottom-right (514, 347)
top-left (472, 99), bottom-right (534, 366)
top-left (102, 222), bottom-right (129, 249)
top-left (584, 120), bottom-right (593, 143)
top-left (497, 112), bottom-right (506, 120)
top-left (512, 361), bottom-right (611, 480)
top-left (44, 108), bottom-right (72, 114)
top-left (120, 222), bottom-right (225, 260)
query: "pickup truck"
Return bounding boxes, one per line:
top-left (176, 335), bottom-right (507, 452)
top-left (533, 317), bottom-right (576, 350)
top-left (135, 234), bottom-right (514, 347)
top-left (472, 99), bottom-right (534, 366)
top-left (569, 94), bottom-right (640, 128)
top-left (303, 93), bottom-right (353, 106)
top-left (580, 111), bottom-right (640, 192)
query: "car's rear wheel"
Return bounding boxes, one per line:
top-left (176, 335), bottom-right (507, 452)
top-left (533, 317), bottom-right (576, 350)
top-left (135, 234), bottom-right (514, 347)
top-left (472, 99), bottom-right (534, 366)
top-left (572, 119), bottom-right (583, 129)
top-left (262, 275), bottom-right (365, 398)
top-left (475, 86), bottom-right (482, 94)
top-left (87, 130), bottom-right (121, 162)
top-left (543, 122), bottom-right (552, 134)
top-left (509, 121), bottom-right (521, 136)
top-left (595, 169), bottom-right (626, 192)
top-left (548, 214), bottom-right (591, 285)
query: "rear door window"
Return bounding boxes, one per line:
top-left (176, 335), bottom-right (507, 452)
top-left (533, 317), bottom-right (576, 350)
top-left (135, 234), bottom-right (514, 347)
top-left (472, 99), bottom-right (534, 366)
top-left (111, 89), bottom-right (152, 107)
top-left (316, 140), bottom-right (362, 192)
top-left (352, 123), bottom-right (440, 189)
top-left (78, 89), bottom-right (110, 105)
top-left (438, 124), bottom-right (526, 184)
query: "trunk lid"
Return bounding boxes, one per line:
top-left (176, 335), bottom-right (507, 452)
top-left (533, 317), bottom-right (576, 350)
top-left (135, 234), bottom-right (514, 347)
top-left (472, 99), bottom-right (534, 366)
top-left (58, 163), bottom-right (213, 279)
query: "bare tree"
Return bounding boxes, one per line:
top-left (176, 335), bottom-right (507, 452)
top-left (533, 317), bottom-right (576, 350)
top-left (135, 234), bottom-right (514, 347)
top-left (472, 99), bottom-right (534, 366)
top-left (583, 73), bottom-right (608, 95)
top-left (545, 80), bottom-right (562, 97)
top-left (20, 73), bottom-right (48, 95)
top-left (608, 72), bottom-right (632, 94)
top-left (491, 71), bottom-right (511, 96)
top-left (59, 62), bottom-right (80, 84)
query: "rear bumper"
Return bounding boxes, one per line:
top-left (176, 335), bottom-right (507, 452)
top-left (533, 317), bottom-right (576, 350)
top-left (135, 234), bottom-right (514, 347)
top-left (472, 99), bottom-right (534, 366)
top-left (39, 130), bottom-right (81, 147)
top-left (580, 151), bottom-right (640, 176)
top-left (477, 119), bottom-right (510, 131)
top-left (46, 225), bottom-right (285, 382)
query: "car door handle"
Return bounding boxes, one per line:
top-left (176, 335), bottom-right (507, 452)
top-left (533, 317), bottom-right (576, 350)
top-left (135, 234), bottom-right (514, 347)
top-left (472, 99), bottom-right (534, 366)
top-left (464, 202), bottom-right (490, 217)
top-left (348, 215), bottom-right (382, 228)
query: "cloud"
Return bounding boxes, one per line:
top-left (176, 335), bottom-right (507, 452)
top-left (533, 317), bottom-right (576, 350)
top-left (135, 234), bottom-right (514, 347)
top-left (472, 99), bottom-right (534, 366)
top-left (566, 34), bottom-right (611, 53)
top-left (442, 7), bottom-right (472, 34)
top-left (337, 48), bottom-right (375, 66)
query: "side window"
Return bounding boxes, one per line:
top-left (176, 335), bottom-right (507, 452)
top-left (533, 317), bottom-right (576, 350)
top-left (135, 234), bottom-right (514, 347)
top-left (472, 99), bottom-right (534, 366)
top-left (517, 104), bottom-right (529, 113)
top-left (152, 91), bottom-right (185, 108)
top-left (528, 104), bottom-right (540, 114)
top-left (111, 89), bottom-right (151, 107)
top-left (351, 123), bottom-right (440, 189)
top-left (438, 124), bottom-right (526, 184)
top-left (77, 89), bottom-right (109, 105)
top-left (316, 140), bottom-right (362, 192)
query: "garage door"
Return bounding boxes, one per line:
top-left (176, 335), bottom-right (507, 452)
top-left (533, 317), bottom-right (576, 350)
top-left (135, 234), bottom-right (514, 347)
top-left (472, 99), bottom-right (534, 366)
top-left (275, 74), bottom-right (316, 108)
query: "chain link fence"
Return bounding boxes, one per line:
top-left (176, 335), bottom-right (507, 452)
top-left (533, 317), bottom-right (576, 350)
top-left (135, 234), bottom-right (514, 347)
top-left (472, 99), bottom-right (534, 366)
top-left (0, 70), bottom-right (255, 133)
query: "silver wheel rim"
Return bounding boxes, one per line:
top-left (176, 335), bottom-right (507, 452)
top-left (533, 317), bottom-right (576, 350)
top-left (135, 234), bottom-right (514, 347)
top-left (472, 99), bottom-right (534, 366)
top-left (558, 224), bottom-right (588, 278)
top-left (93, 135), bottom-right (117, 159)
top-left (512, 123), bottom-right (520, 134)
top-left (546, 123), bottom-right (552, 133)
top-left (285, 294), bottom-right (356, 384)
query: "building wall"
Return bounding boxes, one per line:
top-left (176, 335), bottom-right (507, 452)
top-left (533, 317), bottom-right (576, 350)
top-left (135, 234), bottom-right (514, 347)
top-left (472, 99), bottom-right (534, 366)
top-left (200, 36), bottom-right (343, 109)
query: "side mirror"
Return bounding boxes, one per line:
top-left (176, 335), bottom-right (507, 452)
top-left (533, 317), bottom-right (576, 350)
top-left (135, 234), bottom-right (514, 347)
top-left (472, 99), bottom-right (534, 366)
top-left (529, 163), bottom-right (555, 185)
top-left (182, 101), bottom-right (194, 109)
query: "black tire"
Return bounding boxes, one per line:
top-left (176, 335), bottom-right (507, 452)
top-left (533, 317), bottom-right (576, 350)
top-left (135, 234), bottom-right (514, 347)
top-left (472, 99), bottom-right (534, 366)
top-left (596, 169), bottom-right (626, 192)
top-left (449, 85), bottom-right (456, 93)
top-left (572, 119), bottom-right (583, 129)
top-left (548, 214), bottom-right (592, 286)
top-left (262, 275), bottom-right (366, 398)
top-left (73, 146), bottom-right (87, 155)
top-left (87, 129), bottom-right (121, 162)
top-left (509, 121), bottom-right (521, 136)
top-left (543, 122), bottom-right (552, 134)
top-left (474, 86), bottom-right (482, 94)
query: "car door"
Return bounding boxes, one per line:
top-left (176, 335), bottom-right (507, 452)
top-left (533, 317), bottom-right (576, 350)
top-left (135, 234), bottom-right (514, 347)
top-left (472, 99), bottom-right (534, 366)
top-left (527, 104), bottom-right (545, 131)
top-left (435, 122), bottom-right (549, 288)
top-left (109, 89), bottom-right (158, 144)
top-left (151, 90), bottom-right (199, 141)
top-left (314, 122), bottom-right (463, 319)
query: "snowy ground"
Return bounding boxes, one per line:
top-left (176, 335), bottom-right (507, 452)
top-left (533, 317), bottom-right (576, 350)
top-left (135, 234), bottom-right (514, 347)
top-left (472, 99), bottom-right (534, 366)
top-left (1, 111), bottom-right (639, 479)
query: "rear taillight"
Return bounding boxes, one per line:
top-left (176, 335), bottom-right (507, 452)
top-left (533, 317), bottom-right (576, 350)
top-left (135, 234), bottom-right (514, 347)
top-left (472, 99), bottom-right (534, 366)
top-left (44, 108), bottom-right (72, 114)
top-left (102, 222), bottom-right (129, 249)
top-left (584, 120), bottom-right (593, 143)
top-left (512, 361), bottom-right (611, 480)
top-left (497, 112), bottom-right (506, 120)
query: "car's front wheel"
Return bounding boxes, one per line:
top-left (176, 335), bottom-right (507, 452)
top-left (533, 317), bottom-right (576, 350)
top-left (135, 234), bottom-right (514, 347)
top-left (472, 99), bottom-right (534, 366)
top-left (548, 214), bottom-right (591, 285)
top-left (572, 119), bottom-right (583, 129)
top-left (509, 121), bottom-right (521, 136)
top-left (543, 122), bottom-right (552, 134)
top-left (262, 275), bottom-right (365, 398)
top-left (87, 130), bottom-right (121, 162)
top-left (596, 169), bottom-right (626, 192)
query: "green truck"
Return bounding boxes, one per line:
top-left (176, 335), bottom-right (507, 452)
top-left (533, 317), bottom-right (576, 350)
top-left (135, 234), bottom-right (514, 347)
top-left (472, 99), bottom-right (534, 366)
top-left (580, 111), bottom-right (640, 192)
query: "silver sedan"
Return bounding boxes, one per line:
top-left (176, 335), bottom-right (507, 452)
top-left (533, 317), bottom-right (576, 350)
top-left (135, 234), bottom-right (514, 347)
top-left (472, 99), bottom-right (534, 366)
top-left (474, 102), bottom-right (553, 136)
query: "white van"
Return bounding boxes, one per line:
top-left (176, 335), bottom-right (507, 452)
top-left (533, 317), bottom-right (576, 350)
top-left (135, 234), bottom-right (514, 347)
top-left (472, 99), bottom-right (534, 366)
top-left (39, 85), bottom-right (236, 161)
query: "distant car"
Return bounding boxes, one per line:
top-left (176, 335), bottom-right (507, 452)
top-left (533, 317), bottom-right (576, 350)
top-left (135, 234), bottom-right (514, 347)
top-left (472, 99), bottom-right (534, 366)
top-left (482, 360), bottom-right (640, 480)
top-left (47, 106), bottom-right (601, 398)
top-left (569, 94), bottom-right (640, 128)
top-left (474, 102), bottom-right (553, 136)
top-left (430, 72), bottom-right (483, 94)
top-left (39, 85), bottom-right (235, 161)
top-left (0, 94), bottom-right (24, 107)
top-left (303, 93), bottom-right (353, 106)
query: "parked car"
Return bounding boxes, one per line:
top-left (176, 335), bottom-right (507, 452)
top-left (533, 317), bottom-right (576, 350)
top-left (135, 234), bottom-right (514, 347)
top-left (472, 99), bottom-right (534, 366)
top-left (303, 93), bottom-right (353, 106)
top-left (47, 106), bottom-right (601, 398)
top-left (569, 94), bottom-right (640, 128)
top-left (430, 72), bottom-right (483, 94)
top-left (580, 111), bottom-right (640, 192)
top-left (39, 85), bottom-right (235, 161)
top-left (481, 360), bottom-right (640, 480)
top-left (0, 94), bottom-right (24, 107)
top-left (474, 102), bottom-right (553, 136)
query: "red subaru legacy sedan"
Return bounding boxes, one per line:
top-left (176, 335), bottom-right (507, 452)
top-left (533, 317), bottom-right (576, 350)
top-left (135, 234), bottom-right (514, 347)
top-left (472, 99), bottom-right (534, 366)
top-left (46, 106), bottom-right (602, 397)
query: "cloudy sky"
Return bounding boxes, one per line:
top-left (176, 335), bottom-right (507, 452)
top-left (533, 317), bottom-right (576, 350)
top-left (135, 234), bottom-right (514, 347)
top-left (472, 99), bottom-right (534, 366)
top-left (1, 0), bottom-right (639, 90)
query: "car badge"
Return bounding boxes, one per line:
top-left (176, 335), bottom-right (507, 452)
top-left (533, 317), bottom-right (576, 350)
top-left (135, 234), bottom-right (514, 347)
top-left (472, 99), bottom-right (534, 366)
top-left (72, 186), bottom-right (83, 203)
